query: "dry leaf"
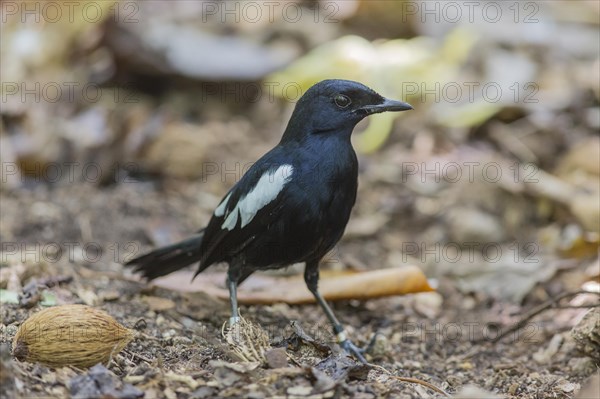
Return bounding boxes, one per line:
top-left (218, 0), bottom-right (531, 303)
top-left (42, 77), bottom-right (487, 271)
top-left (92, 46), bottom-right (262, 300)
top-left (153, 266), bottom-right (433, 305)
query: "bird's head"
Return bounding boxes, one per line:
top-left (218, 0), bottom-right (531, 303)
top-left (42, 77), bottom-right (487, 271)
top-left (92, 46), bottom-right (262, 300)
top-left (281, 79), bottom-right (413, 141)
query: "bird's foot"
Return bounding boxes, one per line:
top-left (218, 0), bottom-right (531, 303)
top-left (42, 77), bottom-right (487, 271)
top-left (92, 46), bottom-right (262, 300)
top-left (336, 331), bottom-right (369, 364)
top-left (339, 339), bottom-right (368, 364)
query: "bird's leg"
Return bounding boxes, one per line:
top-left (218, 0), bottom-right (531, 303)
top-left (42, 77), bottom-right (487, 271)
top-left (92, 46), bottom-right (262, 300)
top-left (227, 275), bottom-right (241, 327)
top-left (227, 263), bottom-right (255, 327)
top-left (304, 261), bottom-right (368, 363)
top-left (227, 264), bottom-right (257, 328)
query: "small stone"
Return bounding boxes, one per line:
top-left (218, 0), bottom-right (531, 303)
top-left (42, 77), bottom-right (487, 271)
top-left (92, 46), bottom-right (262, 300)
top-left (156, 314), bottom-right (167, 326)
top-left (533, 334), bottom-right (563, 364)
top-left (287, 385), bottom-right (313, 396)
top-left (529, 372), bottom-right (540, 380)
top-left (191, 386), bottom-right (216, 399)
top-left (264, 348), bottom-right (288, 369)
top-left (458, 361), bottom-right (473, 370)
top-left (571, 308), bottom-right (600, 361)
top-left (413, 292), bottom-right (443, 319)
top-left (451, 385), bottom-right (502, 398)
top-left (556, 379), bottom-right (578, 393)
top-left (162, 329), bottom-right (177, 340)
top-left (101, 290), bottom-right (121, 302)
top-left (369, 334), bottom-right (389, 358)
top-left (508, 382), bottom-right (520, 395)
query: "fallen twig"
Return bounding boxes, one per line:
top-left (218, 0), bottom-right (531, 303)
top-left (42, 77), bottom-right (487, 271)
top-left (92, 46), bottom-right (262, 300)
top-left (123, 348), bottom-right (154, 365)
top-left (491, 289), bottom-right (600, 343)
top-left (553, 304), bottom-right (600, 309)
top-left (369, 363), bottom-right (450, 397)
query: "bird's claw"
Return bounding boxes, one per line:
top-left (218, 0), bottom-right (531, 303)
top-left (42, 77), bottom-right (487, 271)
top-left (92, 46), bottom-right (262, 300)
top-left (338, 338), bottom-right (368, 364)
top-left (337, 331), bottom-right (382, 364)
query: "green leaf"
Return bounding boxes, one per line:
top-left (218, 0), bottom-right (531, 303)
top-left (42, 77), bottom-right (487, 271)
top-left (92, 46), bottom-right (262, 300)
top-left (40, 291), bottom-right (57, 307)
top-left (0, 289), bottom-right (19, 304)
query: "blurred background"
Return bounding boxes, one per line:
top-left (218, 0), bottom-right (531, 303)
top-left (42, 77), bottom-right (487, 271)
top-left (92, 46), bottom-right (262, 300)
top-left (2, 0), bottom-right (598, 302)
top-left (1, 1), bottom-right (599, 397)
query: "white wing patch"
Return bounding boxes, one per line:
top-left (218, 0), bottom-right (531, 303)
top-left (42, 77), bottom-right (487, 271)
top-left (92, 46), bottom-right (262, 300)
top-left (221, 164), bottom-right (293, 231)
top-left (214, 193), bottom-right (232, 217)
top-left (221, 209), bottom-right (238, 231)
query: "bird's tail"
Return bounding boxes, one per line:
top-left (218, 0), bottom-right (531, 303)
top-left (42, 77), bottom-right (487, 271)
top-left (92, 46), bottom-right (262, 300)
top-left (125, 231), bottom-right (204, 280)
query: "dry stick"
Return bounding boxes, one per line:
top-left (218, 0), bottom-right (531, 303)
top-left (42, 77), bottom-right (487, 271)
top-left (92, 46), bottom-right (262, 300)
top-left (554, 304), bottom-right (600, 309)
top-left (369, 363), bottom-right (450, 397)
top-left (123, 348), bottom-right (154, 364)
top-left (286, 353), bottom-right (303, 368)
top-left (491, 289), bottom-right (600, 344)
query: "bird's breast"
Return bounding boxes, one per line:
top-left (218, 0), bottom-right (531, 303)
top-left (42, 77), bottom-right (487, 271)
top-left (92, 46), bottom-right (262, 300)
top-left (292, 140), bottom-right (358, 230)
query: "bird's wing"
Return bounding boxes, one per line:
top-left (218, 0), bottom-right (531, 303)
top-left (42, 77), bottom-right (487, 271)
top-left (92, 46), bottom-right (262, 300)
top-left (196, 156), bottom-right (295, 272)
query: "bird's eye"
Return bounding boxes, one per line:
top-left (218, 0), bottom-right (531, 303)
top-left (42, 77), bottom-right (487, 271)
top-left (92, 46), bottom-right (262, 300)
top-left (334, 94), bottom-right (351, 108)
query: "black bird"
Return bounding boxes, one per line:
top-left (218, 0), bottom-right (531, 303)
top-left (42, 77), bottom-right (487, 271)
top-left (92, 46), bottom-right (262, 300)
top-left (126, 79), bottom-right (413, 362)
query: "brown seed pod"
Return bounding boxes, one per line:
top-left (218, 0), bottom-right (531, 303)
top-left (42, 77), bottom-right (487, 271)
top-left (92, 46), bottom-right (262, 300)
top-left (12, 304), bottom-right (134, 368)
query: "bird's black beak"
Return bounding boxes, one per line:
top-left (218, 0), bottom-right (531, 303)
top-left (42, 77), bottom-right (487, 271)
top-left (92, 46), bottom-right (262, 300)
top-left (357, 98), bottom-right (413, 115)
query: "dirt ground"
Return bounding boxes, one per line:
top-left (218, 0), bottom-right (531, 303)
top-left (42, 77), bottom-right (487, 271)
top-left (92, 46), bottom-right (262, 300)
top-left (1, 177), bottom-right (598, 399)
